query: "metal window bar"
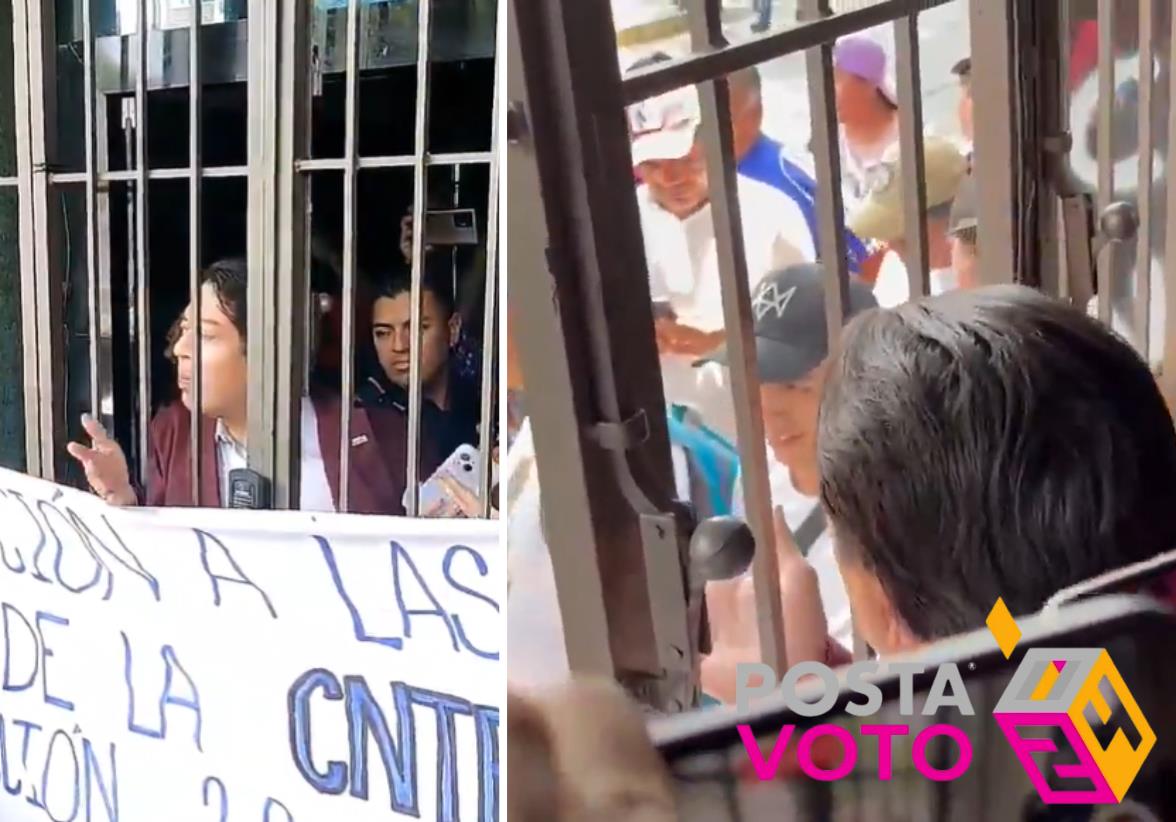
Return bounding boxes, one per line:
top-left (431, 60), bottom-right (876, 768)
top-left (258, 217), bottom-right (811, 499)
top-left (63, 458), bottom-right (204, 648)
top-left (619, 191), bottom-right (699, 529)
top-left (14, 0), bottom-right (67, 481)
top-left (405, 0), bottom-right (435, 517)
top-left (1135, 0), bottom-right (1154, 357)
top-left (1096, 0), bottom-right (1114, 323)
top-left (135, 0), bottom-right (151, 487)
top-left (246, 0), bottom-right (282, 495)
top-left (621, 0), bottom-right (953, 106)
top-left (684, 0), bottom-right (785, 676)
top-left (190, 0), bottom-right (203, 502)
top-left (338, 0), bottom-right (361, 512)
top-left (893, 6), bottom-right (930, 298)
top-left (969, 0), bottom-right (1017, 284)
top-left (82, 0), bottom-right (104, 424)
top-left (274, 0), bottom-right (312, 510)
top-left (477, 2), bottom-right (503, 518)
top-left (50, 166), bottom-right (249, 182)
top-left (296, 151), bottom-right (494, 172)
top-left (0, 177), bottom-right (17, 186)
top-left (798, 0), bottom-right (861, 658)
top-left (11, 0), bottom-right (44, 475)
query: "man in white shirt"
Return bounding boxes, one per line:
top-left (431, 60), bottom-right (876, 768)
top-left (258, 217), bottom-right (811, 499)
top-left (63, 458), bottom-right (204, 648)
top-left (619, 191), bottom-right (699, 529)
top-left (850, 136), bottom-right (968, 308)
top-left (67, 258), bottom-right (430, 514)
top-left (627, 81), bottom-right (815, 441)
top-left (694, 263), bottom-right (878, 700)
top-left (831, 35), bottom-right (900, 205)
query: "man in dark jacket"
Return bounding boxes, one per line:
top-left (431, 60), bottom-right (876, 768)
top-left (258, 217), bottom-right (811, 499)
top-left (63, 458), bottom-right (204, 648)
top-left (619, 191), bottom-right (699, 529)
top-left (359, 260), bottom-right (480, 459)
top-left (67, 258), bottom-right (438, 516)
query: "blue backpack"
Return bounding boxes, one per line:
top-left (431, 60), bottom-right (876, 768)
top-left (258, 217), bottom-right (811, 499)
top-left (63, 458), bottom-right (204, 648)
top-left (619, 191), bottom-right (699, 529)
top-left (666, 405), bottom-right (741, 518)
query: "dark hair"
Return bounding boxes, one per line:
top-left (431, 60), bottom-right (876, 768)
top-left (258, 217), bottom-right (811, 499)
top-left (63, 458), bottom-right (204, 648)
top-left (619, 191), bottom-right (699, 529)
top-left (374, 254), bottom-right (457, 319)
top-left (201, 257), bottom-right (248, 343)
top-left (818, 285), bottom-right (1176, 640)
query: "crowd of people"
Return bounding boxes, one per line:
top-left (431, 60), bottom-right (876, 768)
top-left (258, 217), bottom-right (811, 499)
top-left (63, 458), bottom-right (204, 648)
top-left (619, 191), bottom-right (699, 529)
top-left (506, 28), bottom-right (1176, 817)
top-left (67, 236), bottom-right (496, 518)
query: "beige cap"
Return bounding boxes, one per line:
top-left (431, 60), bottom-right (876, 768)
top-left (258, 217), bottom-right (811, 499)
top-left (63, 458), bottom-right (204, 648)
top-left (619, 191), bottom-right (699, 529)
top-left (848, 136), bottom-right (968, 242)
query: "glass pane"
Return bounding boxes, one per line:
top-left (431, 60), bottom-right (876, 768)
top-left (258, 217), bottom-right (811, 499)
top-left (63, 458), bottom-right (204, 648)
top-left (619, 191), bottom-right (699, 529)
top-left (428, 0), bottom-right (497, 153)
top-left (1, 0), bottom-right (16, 179)
top-left (55, 0), bottom-right (249, 43)
top-left (0, 187), bottom-right (27, 472)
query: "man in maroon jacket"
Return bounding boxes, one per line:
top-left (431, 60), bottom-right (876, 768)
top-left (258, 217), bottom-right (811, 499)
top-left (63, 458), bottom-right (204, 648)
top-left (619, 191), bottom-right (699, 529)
top-left (67, 258), bottom-right (440, 515)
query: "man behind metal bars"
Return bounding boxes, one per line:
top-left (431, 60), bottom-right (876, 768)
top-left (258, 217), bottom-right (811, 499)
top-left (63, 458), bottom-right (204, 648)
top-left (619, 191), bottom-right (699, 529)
top-left (695, 262), bottom-right (877, 701)
top-left (507, 286), bottom-right (1176, 814)
top-left (625, 64), bottom-right (815, 443)
top-left (852, 135), bottom-right (968, 307)
top-left (360, 258), bottom-right (480, 461)
top-left (66, 257), bottom-right (442, 515)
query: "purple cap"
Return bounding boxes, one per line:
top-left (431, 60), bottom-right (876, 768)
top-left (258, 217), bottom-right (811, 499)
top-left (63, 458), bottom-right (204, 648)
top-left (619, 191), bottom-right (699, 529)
top-left (833, 36), bottom-right (897, 105)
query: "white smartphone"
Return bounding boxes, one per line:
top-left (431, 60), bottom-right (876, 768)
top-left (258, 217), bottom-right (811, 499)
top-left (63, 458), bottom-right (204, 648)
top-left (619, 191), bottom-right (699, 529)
top-left (409, 444), bottom-right (483, 514)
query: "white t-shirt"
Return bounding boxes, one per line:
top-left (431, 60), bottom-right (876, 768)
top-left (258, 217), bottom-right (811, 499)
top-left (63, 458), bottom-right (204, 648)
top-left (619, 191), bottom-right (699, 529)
top-left (839, 123), bottom-right (900, 207)
top-left (872, 251), bottom-right (960, 308)
top-left (731, 446), bottom-right (853, 652)
top-left (637, 176), bottom-right (815, 440)
top-left (506, 419), bottom-right (694, 692)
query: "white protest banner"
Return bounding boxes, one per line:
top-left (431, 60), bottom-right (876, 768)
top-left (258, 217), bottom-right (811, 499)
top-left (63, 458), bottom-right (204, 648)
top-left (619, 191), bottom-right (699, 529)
top-left (0, 468), bottom-right (501, 822)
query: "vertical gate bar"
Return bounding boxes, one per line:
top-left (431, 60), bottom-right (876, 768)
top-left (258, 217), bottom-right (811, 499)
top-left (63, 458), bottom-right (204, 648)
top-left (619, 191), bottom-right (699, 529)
top-left (1163, 0), bottom-right (1176, 402)
top-left (893, 7), bottom-right (930, 298)
top-left (1033, 0), bottom-right (1064, 299)
top-left (799, 0), bottom-right (849, 346)
top-left (686, 0), bottom-right (786, 676)
top-left (799, 0), bottom-right (864, 658)
top-left (507, 0), bottom-right (618, 679)
top-left (968, 0), bottom-right (1017, 284)
top-left (247, 0), bottom-right (281, 496)
top-left (339, 0), bottom-right (361, 512)
top-left (1096, 0), bottom-right (1114, 323)
top-left (135, 0), bottom-right (151, 485)
top-left (1135, 0), bottom-right (1153, 359)
top-left (274, 0), bottom-right (311, 509)
top-left (21, 0), bottom-right (65, 480)
top-left (477, 2), bottom-right (503, 517)
top-left (11, 0), bottom-right (44, 475)
top-left (189, 0), bottom-right (203, 502)
top-left (82, 0), bottom-right (102, 421)
top-left (94, 80), bottom-right (116, 432)
top-left (406, 0), bottom-right (434, 517)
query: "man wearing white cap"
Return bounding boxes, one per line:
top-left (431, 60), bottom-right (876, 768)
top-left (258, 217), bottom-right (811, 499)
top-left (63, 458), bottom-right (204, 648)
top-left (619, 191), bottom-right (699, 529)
top-left (628, 81), bottom-right (815, 441)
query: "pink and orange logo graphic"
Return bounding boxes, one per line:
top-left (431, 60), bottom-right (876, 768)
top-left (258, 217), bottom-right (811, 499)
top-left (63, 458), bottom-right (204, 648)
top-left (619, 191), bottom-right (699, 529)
top-left (987, 599), bottom-right (1156, 804)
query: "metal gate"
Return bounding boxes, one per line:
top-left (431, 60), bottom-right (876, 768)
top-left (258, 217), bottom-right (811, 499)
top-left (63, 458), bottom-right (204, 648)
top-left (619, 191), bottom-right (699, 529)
top-left (508, 0), bottom-right (1174, 711)
top-left (1, 0), bottom-right (501, 516)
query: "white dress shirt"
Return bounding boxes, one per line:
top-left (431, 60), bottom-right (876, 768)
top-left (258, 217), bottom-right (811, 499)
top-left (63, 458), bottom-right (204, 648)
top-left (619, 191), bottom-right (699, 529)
top-left (213, 396), bottom-right (335, 511)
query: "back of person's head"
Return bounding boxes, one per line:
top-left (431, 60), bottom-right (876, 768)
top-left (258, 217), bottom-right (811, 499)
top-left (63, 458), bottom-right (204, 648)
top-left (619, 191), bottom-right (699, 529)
top-left (202, 257), bottom-right (249, 342)
top-left (374, 254), bottom-right (457, 319)
top-left (818, 285), bottom-right (1176, 642)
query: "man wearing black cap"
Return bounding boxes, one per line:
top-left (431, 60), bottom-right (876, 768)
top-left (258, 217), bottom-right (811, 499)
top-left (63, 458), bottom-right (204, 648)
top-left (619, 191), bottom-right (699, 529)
top-left (697, 264), bottom-right (877, 699)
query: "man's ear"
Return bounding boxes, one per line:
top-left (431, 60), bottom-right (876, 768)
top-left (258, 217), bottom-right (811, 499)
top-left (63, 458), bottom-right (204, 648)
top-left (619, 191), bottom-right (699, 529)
top-left (448, 312), bottom-right (463, 348)
top-left (838, 554), bottom-right (921, 657)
